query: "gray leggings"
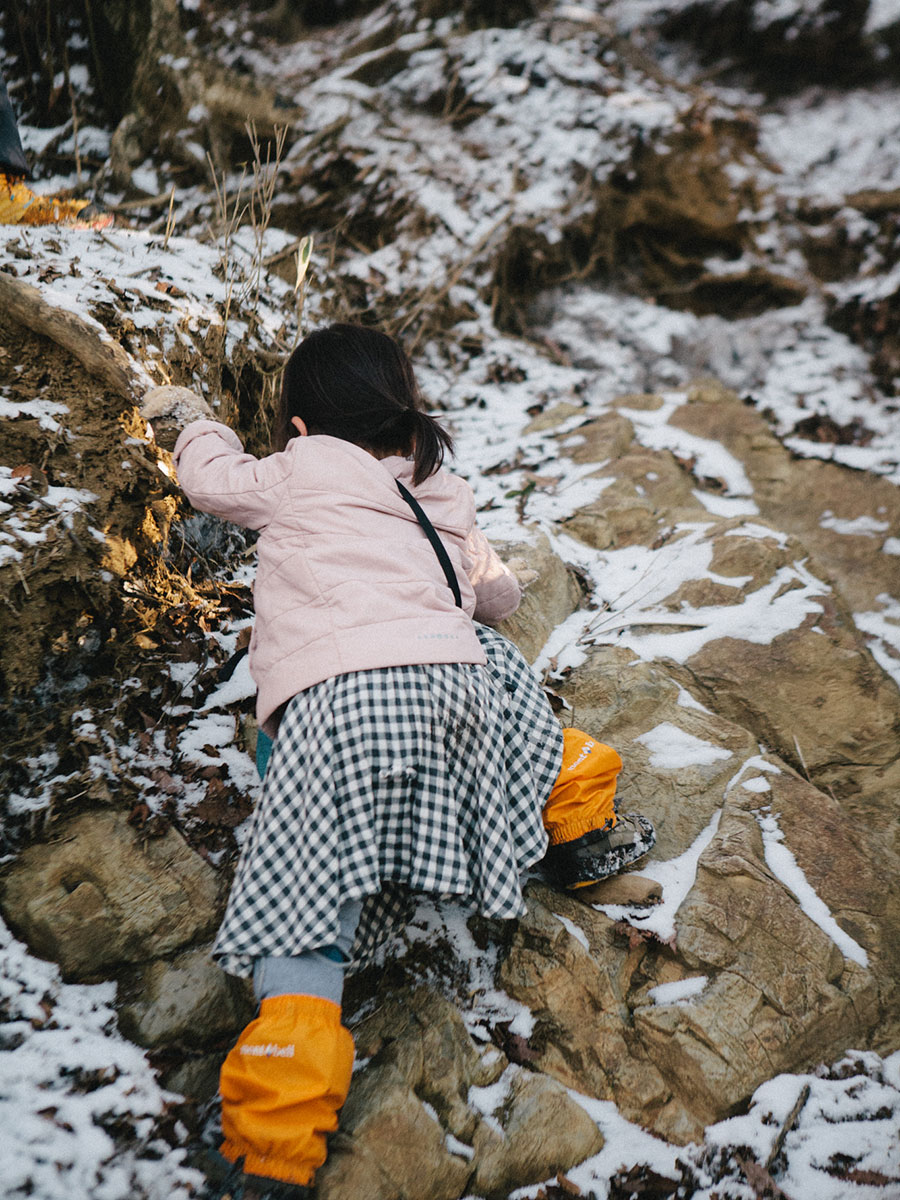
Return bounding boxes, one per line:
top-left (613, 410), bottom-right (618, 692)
top-left (251, 898), bottom-right (363, 1007)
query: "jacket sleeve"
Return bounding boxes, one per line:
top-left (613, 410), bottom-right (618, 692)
top-left (173, 420), bottom-right (288, 531)
top-left (465, 523), bottom-right (522, 624)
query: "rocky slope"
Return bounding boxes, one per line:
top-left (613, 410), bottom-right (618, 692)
top-left (1, 1), bottom-right (899, 1197)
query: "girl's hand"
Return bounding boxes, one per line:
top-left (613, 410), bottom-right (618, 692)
top-left (141, 385), bottom-right (214, 450)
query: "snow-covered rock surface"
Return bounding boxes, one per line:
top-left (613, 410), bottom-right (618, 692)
top-left (1, 0), bottom-right (900, 1196)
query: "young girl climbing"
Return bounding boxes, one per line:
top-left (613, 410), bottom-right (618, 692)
top-left (142, 323), bottom-right (654, 1200)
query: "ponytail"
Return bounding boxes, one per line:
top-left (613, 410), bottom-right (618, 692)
top-left (410, 409), bottom-right (454, 486)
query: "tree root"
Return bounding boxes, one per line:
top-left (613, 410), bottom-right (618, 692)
top-left (0, 270), bottom-right (148, 403)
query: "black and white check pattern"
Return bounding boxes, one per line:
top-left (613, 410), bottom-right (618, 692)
top-left (213, 625), bottom-right (563, 975)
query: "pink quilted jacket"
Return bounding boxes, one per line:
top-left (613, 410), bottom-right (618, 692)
top-left (173, 422), bottom-right (521, 733)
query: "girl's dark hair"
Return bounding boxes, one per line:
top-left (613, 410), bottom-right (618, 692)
top-left (275, 323), bottom-right (453, 486)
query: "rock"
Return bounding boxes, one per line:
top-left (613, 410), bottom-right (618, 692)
top-left (160, 1052), bottom-right (226, 1105)
top-left (317, 987), bottom-right (603, 1199)
top-left (470, 1068), bottom-right (603, 1198)
top-left (494, 740), bottom-right (892, 1143)
top-left (556, 644), bottom-right (758, 857)
top-left (316, 1061), bottom-right (473, 1200)
top-left (0, 810), bottom-right (223, 980)
top-left (553, 394), bottom-right (900, 813)
top-left (575, 874), bottom-right (662, 907)
top-left (669, 380), bottom-right (900, 617)
top-left (116, 945), bottom-right (253, 1048)
top-left (631, 772), bottom-right (885, 1139)
top-left (495, 530), bottom-right (584, 662)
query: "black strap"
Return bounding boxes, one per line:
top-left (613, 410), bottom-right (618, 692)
top-left (396, 480), bottom-right (462, 608)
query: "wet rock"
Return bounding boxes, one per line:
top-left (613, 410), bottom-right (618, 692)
top-left (0, 810), bottom-right (223, 980)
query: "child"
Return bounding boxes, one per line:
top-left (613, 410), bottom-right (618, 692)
top-left (142, 324), bottom-right (653, 1200)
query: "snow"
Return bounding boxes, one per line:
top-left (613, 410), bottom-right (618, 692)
top-left (634, 722), bottom-right (733, 769)
top-left (820, 511), bottom-right (891, 537)
top-left (585, 529), bottom-right (827, 664)
top-left (525, 1090), bottom-right (681, 1197)
top-left (701, 1053), bottom-right (900, 1200)
top-left (592, 807), bottom-right (723, 943)
top-left (619, 394), bottom-right (755, 496)
top-left (468, 1065), bottom-right (516, 1136)
top-left (647, 975), bottom-right (709, 1005)
top-left (755, 808), bottom-right (869, 968)
top-left (553, 911), bottom-right (590, 950)
top-left (854, 594), bottom-right (900, 689)
top-left (0, 920), bottom-right (202, 1200)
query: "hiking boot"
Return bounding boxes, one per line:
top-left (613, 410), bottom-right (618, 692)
top-left (241, 1173), bottom-right (313, 1200)
top-left (543, 812), bottom-right (656, 889)
top-left (208, 1159), bottom-right (312, 1200)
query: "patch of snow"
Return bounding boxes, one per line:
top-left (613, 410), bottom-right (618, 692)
top-left (692, 489), bottom-right (760, 517)
top-left (854, 594), bottom-right (900, 690)
top-left (587, 532), bottom-right (827, 664)
top-left (468, 1065), bottom-right (516, 1136)
top-left (553, 912), bottom-right (590, 950)
top-left (445, 1132), bottom-right (475, 1160)
top-left (702, 1052), bottom-right (900, 1200)
top-left (0, 920), bottom-right (202, 1200)
top-left (866, 0), bottom-right (900, 32)
top-left (820, 511), bottom-right (890, 536)
top-left (755, 808), bottom-right (869, 967)
top-left (635, 723), bottom-right (733, 769)
top-left (592, 807), bottom-right (722, 942)
top-left (620, 394), bottom-right (754, 496)
top-left (200, 654), bottom-right (256, 709)
top-left (676, 686), bottom-right (712, 713)
top-left (523, 1089), bottom-right (681, 1197)
top-left (741, 776), bottom-right (771, 793)
top-left (647, 975), bottom-right (709, 1005)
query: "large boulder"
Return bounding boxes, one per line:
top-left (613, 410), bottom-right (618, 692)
top-left (497, 752), bottom-right (888, 1143)
top-left (0, 809), bottom-right (223, 980)
top-left (558, 389), bottom-right (900, 817)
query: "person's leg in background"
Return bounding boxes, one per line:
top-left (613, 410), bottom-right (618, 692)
top-left (0, 69), bottom-right (111, 226)
top-left (218, 899), bottom-right (362, 1194)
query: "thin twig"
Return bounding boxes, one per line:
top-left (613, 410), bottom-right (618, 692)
top-left (792, 735), bottom-right (811, 781)
top-left (162, 187), bottom-right (177, 251)
top-left (765, 1083), bottom-right (810, 1171)
top-left (108, 192), bottom-right (177, 213)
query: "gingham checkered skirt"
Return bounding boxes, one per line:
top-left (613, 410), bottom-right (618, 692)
top-left (213, 625), bottom-right (563, 976)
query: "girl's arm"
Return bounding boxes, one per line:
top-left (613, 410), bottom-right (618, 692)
top-left (465, 523), bottom-right (522, 623)
top-left (173, 421), bottom-right (289, 531)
